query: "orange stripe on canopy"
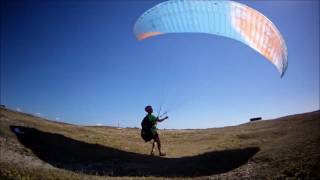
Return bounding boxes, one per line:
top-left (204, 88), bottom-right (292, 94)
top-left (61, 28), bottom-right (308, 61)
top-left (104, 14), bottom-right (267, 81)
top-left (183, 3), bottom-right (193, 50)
top-left (137, 32), bottom-right (162, 40)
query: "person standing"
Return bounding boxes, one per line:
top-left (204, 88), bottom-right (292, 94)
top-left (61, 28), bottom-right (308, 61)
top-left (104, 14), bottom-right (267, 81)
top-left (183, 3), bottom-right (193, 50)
top-left (141, 105), bottom-right (168, 156)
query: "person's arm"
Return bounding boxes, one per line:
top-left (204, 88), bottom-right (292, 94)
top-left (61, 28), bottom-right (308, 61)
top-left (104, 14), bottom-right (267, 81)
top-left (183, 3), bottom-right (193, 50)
top-left (157, 116), bottom-right (168, 122)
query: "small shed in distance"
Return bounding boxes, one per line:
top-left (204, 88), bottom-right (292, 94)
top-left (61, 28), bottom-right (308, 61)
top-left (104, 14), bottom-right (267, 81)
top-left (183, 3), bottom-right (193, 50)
top-left (250, 117), bottom-right (262, 122)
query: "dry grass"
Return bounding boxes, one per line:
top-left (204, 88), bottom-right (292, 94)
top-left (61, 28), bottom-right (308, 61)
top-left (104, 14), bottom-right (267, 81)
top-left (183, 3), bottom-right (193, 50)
top-left (0, 107), bottom-right (319, 179)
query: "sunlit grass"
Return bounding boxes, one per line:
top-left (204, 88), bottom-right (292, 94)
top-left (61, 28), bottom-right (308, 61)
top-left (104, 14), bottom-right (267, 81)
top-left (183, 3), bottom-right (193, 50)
top-left (1, 108), bottom-right (319, 179)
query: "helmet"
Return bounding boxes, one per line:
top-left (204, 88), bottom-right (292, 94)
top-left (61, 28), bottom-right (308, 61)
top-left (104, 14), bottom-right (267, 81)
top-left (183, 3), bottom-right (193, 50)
top-left (145, 105), bottom-right (153, 113)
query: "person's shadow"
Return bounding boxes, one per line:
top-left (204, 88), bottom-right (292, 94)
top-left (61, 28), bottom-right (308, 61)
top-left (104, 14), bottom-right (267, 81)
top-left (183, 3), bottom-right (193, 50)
top-left (10, 126), bottom-right (259, 177)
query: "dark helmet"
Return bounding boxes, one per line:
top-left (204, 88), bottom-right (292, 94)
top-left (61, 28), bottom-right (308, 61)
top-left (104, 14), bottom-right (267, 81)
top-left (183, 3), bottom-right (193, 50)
top-left (145, 105), bottom-right (153, 113)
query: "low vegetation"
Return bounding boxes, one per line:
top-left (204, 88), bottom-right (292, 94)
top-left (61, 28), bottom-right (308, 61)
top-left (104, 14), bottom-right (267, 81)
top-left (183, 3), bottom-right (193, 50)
top-left (1, 107), bottom-right (319, 179)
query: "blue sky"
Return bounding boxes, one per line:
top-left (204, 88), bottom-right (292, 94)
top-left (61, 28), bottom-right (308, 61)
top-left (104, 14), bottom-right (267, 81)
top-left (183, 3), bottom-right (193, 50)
top-left (1, 0), bottom-right (319, 129)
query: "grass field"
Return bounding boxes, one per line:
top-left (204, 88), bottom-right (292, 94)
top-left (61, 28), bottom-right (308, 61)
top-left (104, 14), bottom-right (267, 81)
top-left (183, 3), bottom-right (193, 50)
top-left (0, 107), bottom-right (319, 179)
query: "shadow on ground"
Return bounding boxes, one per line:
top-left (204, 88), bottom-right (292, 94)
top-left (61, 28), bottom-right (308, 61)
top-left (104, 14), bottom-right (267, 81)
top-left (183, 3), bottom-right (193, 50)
top-left (10, 126), bottom-right (259, 177)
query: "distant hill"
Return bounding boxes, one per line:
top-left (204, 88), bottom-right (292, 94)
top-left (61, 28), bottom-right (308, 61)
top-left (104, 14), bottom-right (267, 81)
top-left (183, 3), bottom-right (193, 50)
top-left (1, 107), bottom-right (319, 179)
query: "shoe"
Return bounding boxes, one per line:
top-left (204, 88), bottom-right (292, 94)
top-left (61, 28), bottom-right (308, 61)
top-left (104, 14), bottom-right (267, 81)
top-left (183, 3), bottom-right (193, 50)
top-left (150, 152), bottom-right (155, 156)
top-left (159, 152), bottom-right (166, 156)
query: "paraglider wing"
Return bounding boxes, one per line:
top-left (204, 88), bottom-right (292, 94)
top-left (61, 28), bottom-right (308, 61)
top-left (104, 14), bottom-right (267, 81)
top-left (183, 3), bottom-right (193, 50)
top-left (134, 0), bottom-right (288, 77)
